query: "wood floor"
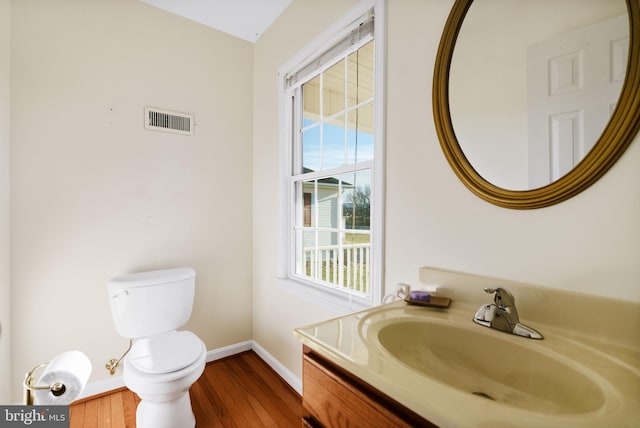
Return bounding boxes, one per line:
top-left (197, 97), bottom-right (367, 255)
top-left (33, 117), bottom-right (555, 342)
top-left (69, 351), bottom-right (302, 428)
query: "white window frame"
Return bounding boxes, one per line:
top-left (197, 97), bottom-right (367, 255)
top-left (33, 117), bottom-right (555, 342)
top-left (277, 0), bottom-right (386, 313)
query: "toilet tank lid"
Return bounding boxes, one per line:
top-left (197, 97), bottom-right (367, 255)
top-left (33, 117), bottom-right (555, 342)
top-left (108, 267), bottom-right (195, 289)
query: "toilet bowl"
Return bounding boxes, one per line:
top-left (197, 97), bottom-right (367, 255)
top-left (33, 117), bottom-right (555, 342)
top-left (124, 331), bottom-right (206, 428)
top-left (107, 268), bottom-right (206, 428)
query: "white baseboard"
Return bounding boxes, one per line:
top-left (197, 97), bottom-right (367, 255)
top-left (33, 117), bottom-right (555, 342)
top-left (78, 340), bottom-right (301, 401)
top-left (78, 375), bottom-right (124, 400)
top-left (251, 341), bottom-right (302, 395)
top-left (206, 340), bottom-right (253, 362)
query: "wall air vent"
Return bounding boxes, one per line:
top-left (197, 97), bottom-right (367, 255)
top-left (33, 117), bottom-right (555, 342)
top-left (144, 107), bottom-right (194, 136)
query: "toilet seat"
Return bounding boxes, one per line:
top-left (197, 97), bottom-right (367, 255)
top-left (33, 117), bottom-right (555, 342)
top-left (129, 330), bottom-right (203, 374)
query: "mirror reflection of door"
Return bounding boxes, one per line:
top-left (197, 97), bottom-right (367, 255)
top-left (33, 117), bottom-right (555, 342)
top-left (527, 14), bottom-right (629, 188)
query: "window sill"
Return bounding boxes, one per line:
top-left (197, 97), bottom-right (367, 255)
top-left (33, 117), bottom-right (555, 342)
top-left (277, 276), bottom-right (372, 315)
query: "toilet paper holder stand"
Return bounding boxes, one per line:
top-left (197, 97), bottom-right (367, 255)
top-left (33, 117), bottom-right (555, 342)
top-left (23, 363), bottom-right (66, 405)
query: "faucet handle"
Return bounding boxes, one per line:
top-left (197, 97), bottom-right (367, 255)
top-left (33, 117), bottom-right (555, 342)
top-left (483, 287), bottom-right (515, 309)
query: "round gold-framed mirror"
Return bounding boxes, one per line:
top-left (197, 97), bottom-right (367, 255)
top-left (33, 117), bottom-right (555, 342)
top-left (433, 0), bottom-right (640, 209)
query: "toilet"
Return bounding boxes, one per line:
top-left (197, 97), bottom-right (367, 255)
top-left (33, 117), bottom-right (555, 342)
top-left (107, 267), bottom-right (206, 428)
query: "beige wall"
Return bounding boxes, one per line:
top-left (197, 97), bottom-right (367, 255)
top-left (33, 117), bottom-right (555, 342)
top-left (0, 0), bottom-right (11, 405)
top-left (9, 0), bottom-right (254, 401)
top-left (383, 0), bottom-right (639, 301)
top-left (253, 0), bottom-right (640, 384)
top-left (3, 0), bottom-right (638, 404)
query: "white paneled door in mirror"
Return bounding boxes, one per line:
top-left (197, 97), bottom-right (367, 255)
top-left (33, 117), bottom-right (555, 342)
top-left (527, 14), bottom-right (629, 188)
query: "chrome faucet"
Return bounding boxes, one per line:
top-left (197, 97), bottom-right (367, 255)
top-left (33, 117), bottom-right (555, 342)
top-left (473, 288), bottom-right (543, 339)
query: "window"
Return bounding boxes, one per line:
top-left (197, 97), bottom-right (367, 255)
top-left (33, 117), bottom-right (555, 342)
top-left (280, 4), bottom-right (384, 309)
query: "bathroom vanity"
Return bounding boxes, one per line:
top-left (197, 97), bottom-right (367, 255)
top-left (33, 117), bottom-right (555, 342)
top-left (294, 268), bottom-right (640, 427)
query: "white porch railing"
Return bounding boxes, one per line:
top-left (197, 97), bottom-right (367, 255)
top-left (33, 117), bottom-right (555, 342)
top-left (303, 243), bottom-right (370, 293)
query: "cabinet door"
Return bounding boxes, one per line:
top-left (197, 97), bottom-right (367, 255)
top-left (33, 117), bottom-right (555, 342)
top-left (302, 351), bottom-right (434, 428)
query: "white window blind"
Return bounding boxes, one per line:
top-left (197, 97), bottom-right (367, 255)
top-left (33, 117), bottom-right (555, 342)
top-left (284, 12), bottom-right (374, 90)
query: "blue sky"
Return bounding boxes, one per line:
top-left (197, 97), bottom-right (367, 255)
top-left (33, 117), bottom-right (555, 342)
top-left (302, 118), bottom-right (374, 172)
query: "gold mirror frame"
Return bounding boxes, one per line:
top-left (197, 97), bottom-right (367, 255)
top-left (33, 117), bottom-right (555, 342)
top-left (433, 0), bottom-right (640, 209)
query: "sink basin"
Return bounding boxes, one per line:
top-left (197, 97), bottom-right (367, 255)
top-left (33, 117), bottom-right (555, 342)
top-left (375, 319), bottom-right (605, 415)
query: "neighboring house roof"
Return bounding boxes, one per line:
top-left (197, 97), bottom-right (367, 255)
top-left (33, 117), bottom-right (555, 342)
top-left (303, 167), bottom-right (353, 187)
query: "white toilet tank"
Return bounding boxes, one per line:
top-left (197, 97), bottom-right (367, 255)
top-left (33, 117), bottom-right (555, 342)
top-left (108, 267), bottom-right (196, 339)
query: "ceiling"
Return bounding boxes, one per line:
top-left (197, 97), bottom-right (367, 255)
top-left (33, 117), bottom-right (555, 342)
top-left (139, 0), bottom-right (292, 43)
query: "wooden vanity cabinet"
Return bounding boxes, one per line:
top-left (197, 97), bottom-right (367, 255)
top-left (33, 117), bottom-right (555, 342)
top-left (302, 346), bottom-right (436, 428)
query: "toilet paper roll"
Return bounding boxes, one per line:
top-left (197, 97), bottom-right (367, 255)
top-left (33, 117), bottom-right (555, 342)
top-left (33, 350), bottom-right (92, 405)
